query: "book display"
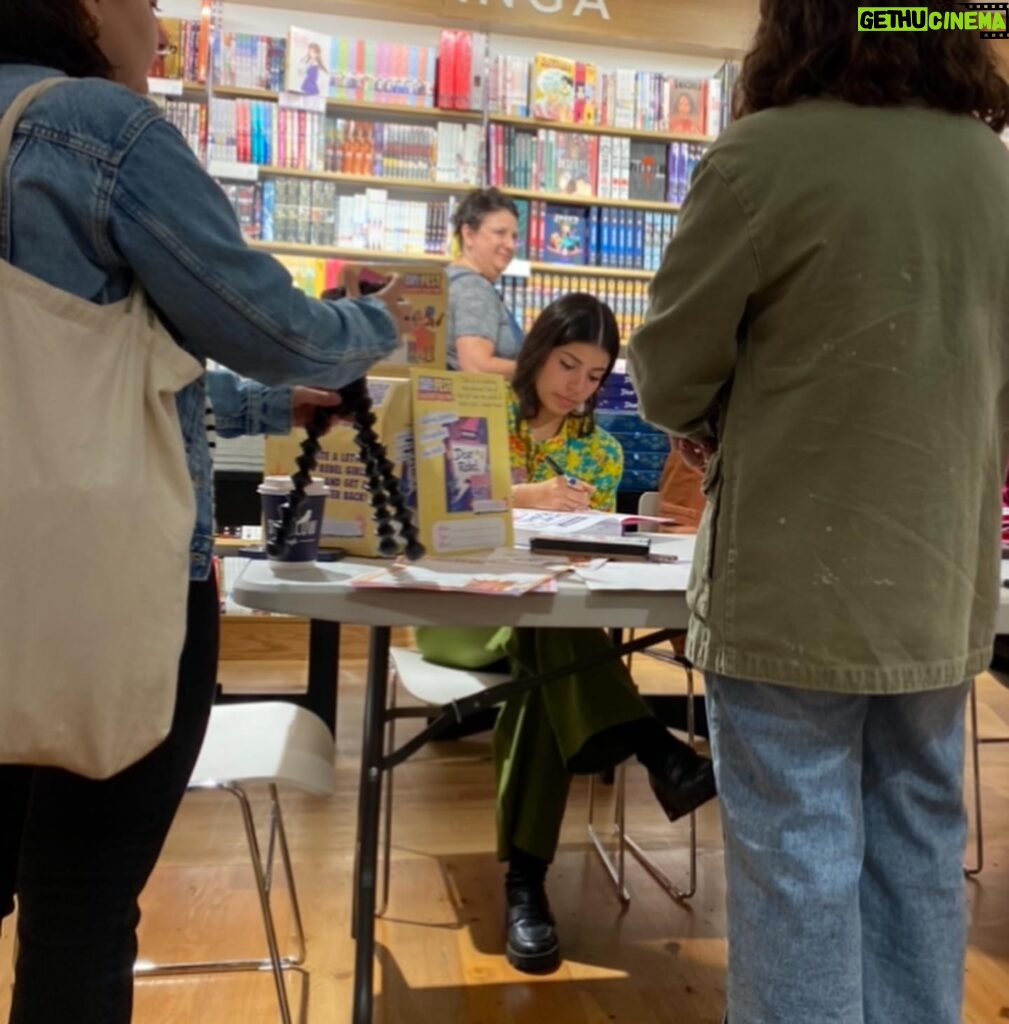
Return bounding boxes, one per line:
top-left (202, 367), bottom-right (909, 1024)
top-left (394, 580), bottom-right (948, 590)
top-left (156, 0), bottom-right (740, 496)
top-left (153, 2), bottom-right (736, 270)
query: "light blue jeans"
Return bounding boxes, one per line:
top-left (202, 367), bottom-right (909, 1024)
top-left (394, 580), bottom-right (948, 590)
top-left (706, 673), bottom-right (971, 1024)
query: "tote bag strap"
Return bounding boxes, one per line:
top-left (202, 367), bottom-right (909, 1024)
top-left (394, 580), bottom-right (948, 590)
top-left (0, 77), bottom-right (70, 169)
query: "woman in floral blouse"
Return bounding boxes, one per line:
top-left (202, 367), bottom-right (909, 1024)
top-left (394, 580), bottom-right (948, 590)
top-left (506, 329), bottom-right (623, 513)
top-left (418, 294), bottom-right (715, 974)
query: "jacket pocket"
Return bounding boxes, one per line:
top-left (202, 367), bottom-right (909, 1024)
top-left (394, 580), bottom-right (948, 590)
top-left (687, 450), bottom-right (722, 621)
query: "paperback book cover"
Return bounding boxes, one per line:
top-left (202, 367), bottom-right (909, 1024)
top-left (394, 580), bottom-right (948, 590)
top-left (531, 53), bottom-right (576, 123)
top-left (340, 263), bottom-right (448, 375)
top-left (150, 18), bottom-right (183, 79)
top-left (554, 134), bottom-right (595, 197)
top-left (628, 141), bottom-right (668, 203)
top-left (542, 204), bottom-right (589, 265)
top-left (666, 78), bottom-right (707, 135)
top-left (286, 26), bottom-right (332, 97)
top-left (411, 369), bottom-right (513, 555)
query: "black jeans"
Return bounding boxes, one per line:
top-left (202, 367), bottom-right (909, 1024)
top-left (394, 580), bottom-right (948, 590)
top-left (0, 574), bottom-right (219, 1024)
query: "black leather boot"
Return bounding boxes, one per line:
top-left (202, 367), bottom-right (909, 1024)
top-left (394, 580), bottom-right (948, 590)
top-left (647, 742), bottom-right (717, 822)
top-left (505, 882), bottom-right (560, 973)
top-left (504, 850), bottom-right (560, 973)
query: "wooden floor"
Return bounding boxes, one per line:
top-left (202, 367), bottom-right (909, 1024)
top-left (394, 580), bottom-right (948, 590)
top-left (1, 634), bottom-right (1007, 1023)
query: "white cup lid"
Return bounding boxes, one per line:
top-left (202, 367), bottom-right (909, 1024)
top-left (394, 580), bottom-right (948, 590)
top-left (258, 475), bottom-right (329, 497)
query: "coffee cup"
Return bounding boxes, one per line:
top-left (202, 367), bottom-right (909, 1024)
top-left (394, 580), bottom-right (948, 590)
top-left (258, 475), bottom-right (329, 562)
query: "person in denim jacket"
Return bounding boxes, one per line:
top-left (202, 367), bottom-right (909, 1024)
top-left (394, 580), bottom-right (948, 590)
top-left (0, 3), bottom-right (407, 1021)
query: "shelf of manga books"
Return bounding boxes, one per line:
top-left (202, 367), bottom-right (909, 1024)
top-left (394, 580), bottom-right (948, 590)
top-left (526, 262), bottom-right (652, 281)
top-left (201, 95), bottom-right (482, 188)
top-left (501, 188), bottom-right (680, 214)
top-left (155, 3), bottom-right (738, 279)
top-left (245, 241), bottom-right (654, 282)
top-left (249, 240), bottom-right (449, 263)
top-left (255, 168), bottom-right (471, 194)
top-left (212, 84), bottom-right (483, 123)
top-left (489, 112), bottom-right (714, 146)
top-left (222, 178), bottom-right (675, 273)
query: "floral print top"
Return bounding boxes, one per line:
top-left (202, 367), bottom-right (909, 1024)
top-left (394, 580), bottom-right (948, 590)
top-left (507, 394), bottom-right (624, 512)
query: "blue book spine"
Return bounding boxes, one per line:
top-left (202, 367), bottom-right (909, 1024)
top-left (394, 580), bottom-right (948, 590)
top-left (260, 179), bottom-right (275, 241)
top-left (675, 144), bottom-right (688, 204)
top-left (586, 206), bottom-right (598, 267)
top-left (600, 207), bottom-right (612, 268)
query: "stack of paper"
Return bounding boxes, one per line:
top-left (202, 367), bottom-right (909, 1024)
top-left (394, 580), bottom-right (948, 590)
top-left (350, 555), bottom-right (565, 596)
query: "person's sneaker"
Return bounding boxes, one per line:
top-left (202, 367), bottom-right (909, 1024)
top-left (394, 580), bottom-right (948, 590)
top-left (505, 882), bottom-right (561, 973)
top-left (648, 746), bottom-right (717, 822)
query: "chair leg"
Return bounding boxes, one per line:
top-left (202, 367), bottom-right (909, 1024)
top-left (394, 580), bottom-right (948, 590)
top-left (587, 765), bottom-right (631, 905)
top-left (376, 670), bottom-right (399, 918)
top-left (270, 784), bottom-right (307, 966)
top-left (590, 659), bottom-right (700, 901)
top-left (618, 663), bottom-right (696, 897)
top-left (964, 680), bottom-right (984, 877)
top-left (134, 783), bottom-right (304, 1024)
top-left (233, 783), bottom-right (294, 1024)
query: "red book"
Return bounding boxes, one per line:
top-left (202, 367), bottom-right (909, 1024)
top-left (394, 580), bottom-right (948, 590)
top-left (453, 30), bottom-right (473, 111)
top-left (436, 30), bottom-right (456, 110)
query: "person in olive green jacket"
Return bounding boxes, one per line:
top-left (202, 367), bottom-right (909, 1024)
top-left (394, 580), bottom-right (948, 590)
top-left (628, 4), bottom-right (1009, 1023)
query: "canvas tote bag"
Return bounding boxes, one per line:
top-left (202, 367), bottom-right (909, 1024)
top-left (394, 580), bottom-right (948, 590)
top-left (0, 79), bottom-right (203, 778)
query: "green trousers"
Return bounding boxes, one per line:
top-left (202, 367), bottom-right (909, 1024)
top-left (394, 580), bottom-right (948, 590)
top-left (494, 627), bottom-right (653, 863)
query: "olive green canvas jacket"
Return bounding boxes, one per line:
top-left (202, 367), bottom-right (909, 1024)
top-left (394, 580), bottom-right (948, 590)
top-left (629, 98), bottom-right (1009, 693)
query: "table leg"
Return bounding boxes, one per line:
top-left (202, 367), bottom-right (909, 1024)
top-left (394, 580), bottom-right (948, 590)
top-left (307, 619), bottom-right (340, 737)
top-left (351, 625), bottom-right (390, 1024)
top-left (214, 619), bottom-right (340, 738)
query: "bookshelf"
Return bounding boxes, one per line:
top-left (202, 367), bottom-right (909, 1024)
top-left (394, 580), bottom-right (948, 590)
top-left (213, 83), bottom-right (483, 122)
top-left (249, 242), bottom-right (655, 281)
top-left (249, 239), bottom-right (448, 261)
top-left (527, 261), bottom-right (652, 281)
top-left (501, 186), bottom-right (680, 214)
top-left (155, 0), bottom-right (740, 498)
top-left (148, 77), bottom-right (207, 96)
top-left (251, 243), bottom-right (657, 283)
top-left (154, 2), bottom-right (736, 277)
top-left (490, 112), bottom-right (715, 147)
top-left (256, 166), bottom-right (472, 192)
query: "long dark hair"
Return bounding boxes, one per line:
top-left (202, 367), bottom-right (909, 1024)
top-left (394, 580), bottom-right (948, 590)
top-left (512, 293), bottom-right (620, 438)
top-left (451, 187), bottom-right (520, 245)
top-left (0, 0), bottom-right (112, 79)
top-left (735, 0), bottom-right (1009, 132)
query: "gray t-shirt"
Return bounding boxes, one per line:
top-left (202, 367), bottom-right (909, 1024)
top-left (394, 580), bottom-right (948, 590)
top-left (446, 265), bottom-right (523, 370)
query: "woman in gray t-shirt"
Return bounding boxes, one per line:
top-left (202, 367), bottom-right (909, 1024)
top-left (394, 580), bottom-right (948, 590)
top-left (447, 188), bottom-right (525, 376)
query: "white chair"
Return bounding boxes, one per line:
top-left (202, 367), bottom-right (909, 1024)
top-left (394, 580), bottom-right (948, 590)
top-left (377, 648), bottom-right (508, 916)
top-left (965, 671), bottom-right (1009, 876)
top-left (636, 490), bottom-right (661, 517)
top-left (135, 702), bottom-right (335, 1024)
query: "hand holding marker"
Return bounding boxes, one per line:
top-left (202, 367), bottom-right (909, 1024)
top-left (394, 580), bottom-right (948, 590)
top-left (545, 454), bottom-right (594, 495)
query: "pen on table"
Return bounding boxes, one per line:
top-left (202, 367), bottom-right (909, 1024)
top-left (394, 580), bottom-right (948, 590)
top-left (544, 454), bottom-right (584, 489)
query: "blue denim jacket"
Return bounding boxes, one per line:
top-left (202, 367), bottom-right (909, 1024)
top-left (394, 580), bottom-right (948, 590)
top-left (0, 64), bottom-right (398, 579)
top-left (205, 369), bottom-right (292, 439)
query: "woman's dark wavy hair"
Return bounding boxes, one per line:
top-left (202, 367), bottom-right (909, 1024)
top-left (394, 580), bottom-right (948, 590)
top-left (1, 0), bottom-right (112, 79)
top-left (512, 293), bottom-right (620, 438)
top-left (451, 187), bottom-right (520, 243)
top-left (734, 0), bottom-right (1009, 132)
